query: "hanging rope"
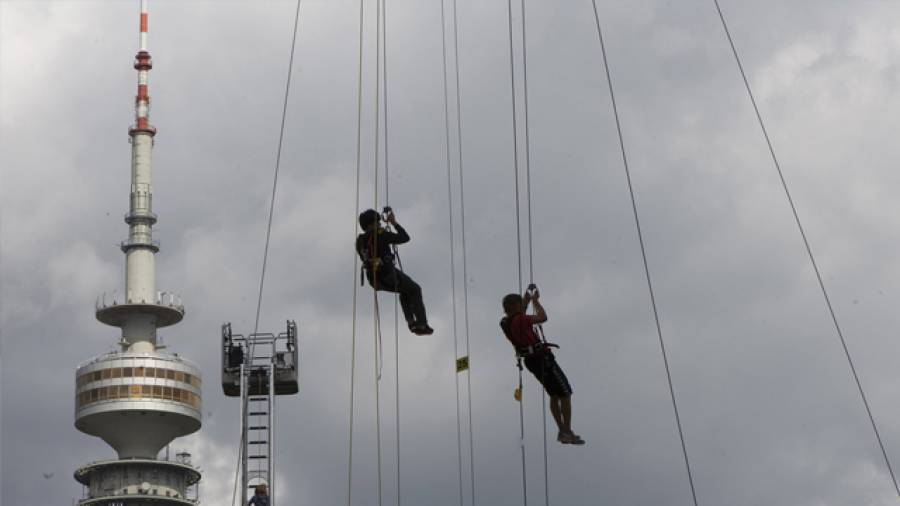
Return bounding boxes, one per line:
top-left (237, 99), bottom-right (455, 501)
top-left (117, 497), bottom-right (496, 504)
top-left (588, 2), bottom-right (699, 505)
top-left (441, 0), bottom-right (478, 502)
top-left (445, 107), bottom-right (465, 506)
top-left (372, 0), bottom-right (385, 501)
top-left (504, 0), bottom-right (530, 503)
top-left (515, 0), bottom-right (551, 502)
top-left (378, 1), bottom-right (403, 502)
top-left (230, 2), bottom-right (303, 505)
top-left (452, 0), bottom-right (478, 499)
top-left (346, 0), bottom-right (366, 504)
top-left (439, 0), bottom-right (465, 500)
top-left (711, 0), bottom-right (900, 498)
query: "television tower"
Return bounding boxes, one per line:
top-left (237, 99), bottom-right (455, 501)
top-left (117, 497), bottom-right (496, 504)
top-left (73, 1), bottom-right (202, 503)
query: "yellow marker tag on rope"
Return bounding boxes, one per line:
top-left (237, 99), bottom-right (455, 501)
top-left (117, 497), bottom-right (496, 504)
top-left (514, 387), bottom-right (522, 402)
top-left (456, 356), bottom-right (469, 372)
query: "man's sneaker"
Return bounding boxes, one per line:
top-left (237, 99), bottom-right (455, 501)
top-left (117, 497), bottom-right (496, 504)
top-left (408, 323), bottom-right (434, 335)
top-left (558, 432), bottom-right (585, 445)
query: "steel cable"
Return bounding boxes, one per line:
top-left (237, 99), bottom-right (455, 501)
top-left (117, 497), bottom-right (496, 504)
top-left (451, 0), bottom-right (478, 500)
top-left (346, 0), bottom-right (366, 504)
top-left (439, 0), bottom-right (467, 502)
top-left (504, 0), bottom-right (529, 503)
top-left (230, 1), bottom-right (303, 504)
top-left (515, 0), bottom-right (550, 502)
top-left (378, 1), bottom-right (403, 502)
top-left (588, 1), bottom-right (700, 505)
top-left (712, 0), bottom-right (900, 498)
top-left (441, 0), bottom-right (475, 506)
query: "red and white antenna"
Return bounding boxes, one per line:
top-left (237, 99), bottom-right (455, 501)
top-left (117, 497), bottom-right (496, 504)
top-left (132, 0), bottom-right (154, 136)
top-left (101, 0), bottom-right (181, 350)
top-left (74, 2), bottom-right (202, 505)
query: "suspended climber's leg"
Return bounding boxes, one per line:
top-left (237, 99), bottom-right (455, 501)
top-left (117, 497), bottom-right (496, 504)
top-left (556, 395), bottom-right (583, 444)
top-left (394, 270), bottom-right (432, 335)
top-left (549, 395), bottom-right (564, 433)
top-left (540, 355), bottom-right (583, 445)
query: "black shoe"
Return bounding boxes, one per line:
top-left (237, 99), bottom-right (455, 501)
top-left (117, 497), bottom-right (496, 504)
top-left (409, 323), bottom-right (434, 335)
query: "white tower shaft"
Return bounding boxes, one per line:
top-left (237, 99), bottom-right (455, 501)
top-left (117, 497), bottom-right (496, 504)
top-left (75, 5), bottom-right (202, 504)
top-left (124, 0), bottom-right (159, 351)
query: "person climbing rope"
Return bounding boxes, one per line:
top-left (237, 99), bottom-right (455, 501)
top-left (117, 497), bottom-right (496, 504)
top-left (356, 207), bottom-right (433, 335)
top-left (247, 484), bottom-right (269, 506)
top-left (500, 285), bottom-right (584, 445)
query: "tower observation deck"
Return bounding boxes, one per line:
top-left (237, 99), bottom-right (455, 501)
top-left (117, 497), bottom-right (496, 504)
top-left (73, 1), bottom-right (202, 504)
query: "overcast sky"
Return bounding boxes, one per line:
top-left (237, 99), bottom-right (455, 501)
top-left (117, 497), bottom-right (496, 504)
top-left (3, 0), bottom-right (900, 505)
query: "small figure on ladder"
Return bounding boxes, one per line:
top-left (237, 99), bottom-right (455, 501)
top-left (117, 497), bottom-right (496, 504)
top-left (357, 207), bottom-right (433, 335)
top-left (248, 484), bottom-right (268, 506)
top-left (501, 284), bottom-right (584, 445)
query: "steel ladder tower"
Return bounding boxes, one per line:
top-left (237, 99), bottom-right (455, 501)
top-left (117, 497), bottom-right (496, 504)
top-left (222, 321), bottom-right (299, 506)
top-left (73, 1), bottom-right (202, 504)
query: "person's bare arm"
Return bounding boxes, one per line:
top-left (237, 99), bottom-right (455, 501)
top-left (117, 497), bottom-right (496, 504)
top-left (526, 289), bottom-right (548, 323)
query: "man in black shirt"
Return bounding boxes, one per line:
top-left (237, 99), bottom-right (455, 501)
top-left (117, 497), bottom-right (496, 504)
top-left (356, 208), bottom-right (433, 335)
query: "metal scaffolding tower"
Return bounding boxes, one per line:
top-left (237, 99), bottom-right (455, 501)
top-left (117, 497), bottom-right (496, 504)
top-left (221, 321), bottom-right (299, 505)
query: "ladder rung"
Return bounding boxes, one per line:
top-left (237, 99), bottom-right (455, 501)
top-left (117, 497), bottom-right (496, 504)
top-left (249, 426), bottom-right (268, 430)
top-left (249, 397), bottom-right (268, 402)
top-left (249, 456), bottom-right (267, 460)
top-left (249, 411), bottom-right (268, 416)
top-left (249, 441), bottom-right (268, 445)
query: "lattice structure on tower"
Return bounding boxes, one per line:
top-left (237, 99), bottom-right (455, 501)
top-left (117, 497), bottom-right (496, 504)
top-left (221, 321), bottom-right (299, 505)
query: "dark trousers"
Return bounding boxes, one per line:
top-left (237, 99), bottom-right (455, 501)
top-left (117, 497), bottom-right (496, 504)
top-left (367, 268), bottom-right (427, 325)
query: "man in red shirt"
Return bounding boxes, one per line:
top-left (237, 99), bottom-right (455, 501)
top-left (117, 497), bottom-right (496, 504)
top-left (501, 287), bottom-right (584, 445)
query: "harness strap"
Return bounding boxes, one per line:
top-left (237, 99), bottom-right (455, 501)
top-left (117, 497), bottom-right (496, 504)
top-left (516, 342), bottom-right (559, 358)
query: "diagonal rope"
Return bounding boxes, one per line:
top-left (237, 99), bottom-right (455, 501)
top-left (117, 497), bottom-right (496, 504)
top-left (588, 2), bottom-right (700, 505)
top-left (231, 2), bottom-right (302, 505)
top-left (711, 0), bottom-right (900, 498)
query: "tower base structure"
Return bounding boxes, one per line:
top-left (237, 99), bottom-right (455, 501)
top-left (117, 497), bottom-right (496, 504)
top-left (74, 457), bottom-right (200, 505)
top-left (74, 352), bottom-right (203, 505)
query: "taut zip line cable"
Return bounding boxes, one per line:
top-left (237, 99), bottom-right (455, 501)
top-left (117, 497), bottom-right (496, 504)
top-left (712, 0), bottom-right (900, 498)
top-left (588, 2), bottom-right (700, 505)
top-left (230, 1), bottom-right (302, 505)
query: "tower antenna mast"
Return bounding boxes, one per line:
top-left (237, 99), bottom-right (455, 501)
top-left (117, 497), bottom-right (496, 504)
top-left (73, 2), bottom-right (204, 503)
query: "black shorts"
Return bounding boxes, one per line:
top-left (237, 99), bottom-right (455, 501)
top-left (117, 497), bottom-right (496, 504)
top-left (524, 353), bottom-right (572, 397)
